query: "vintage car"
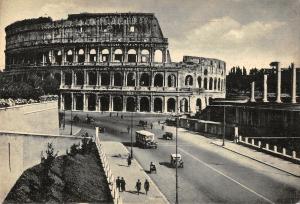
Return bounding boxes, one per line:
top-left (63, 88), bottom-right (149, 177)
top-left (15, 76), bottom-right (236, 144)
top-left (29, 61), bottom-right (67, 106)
top-left (170, 154), bottom-right (184, 168)
top-left (136, 130), bottom-right (157, 149)
top-left (162, 132), bottom-right (173, 140)
top-left (138, 120), bottom-right (148, 127)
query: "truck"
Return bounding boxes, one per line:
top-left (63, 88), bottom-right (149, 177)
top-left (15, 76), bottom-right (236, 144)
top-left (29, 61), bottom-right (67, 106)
top-left (135, 130), bottom-right (158, 149)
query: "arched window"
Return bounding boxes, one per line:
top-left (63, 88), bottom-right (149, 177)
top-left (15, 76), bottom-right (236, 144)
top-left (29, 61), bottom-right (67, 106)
top-left (141, 49), bottom-right (149, 62)
top-left (90, 49), bottom-right (96, 62)
top-left (204, 78), bottom-right (208, 90)
top-left (101, 72), bottom-right (110, 86)
top-left (167, 74), bottom-right (176, 87)
top-left (88, 71), bottom-right (97, 85)
top-left (114, 49), bottom-right (123, 62)
top-left (78, 49), bottom-right (85, 63)
top-left (154, 98), bottom-right (163, 112)
top-left (100, 95), bottom-right (109, 111)
top-left (209, 77), bottom-right (213, 90)
top-left (167, 98), bottom-right (176, 112)
top-left (88, 94), bottom-right (96, 111)
top-left (127, 72), bottom-right (135, 86)
top-left (128, 49), bottom-right (136, 62)
top-left (154, 73), bottom-right (163, 87)
top-left (196, 98), bottom-right (202, 111)
top-left (140, 73), bottom-right (150, 86)
top-left (126, 97), bottom-right (136, 112)
top-left (197, 76), bottom-right (202, 88)
top-left (140, 97), bottom-right (150, 112)
top-left (180, 98), bottom-right (189, 113)
top-left (185, 75), bottom-right (193, 86)
top-left (204, 69), bottom-right (208, 75)
top-left (154, 50), bottom-right (162, 63)
top-left (113, 96), bottom-right (123, 111)
top-left (218, 78), bottom-right (221, 90)
top-left (114, 72), bottom-right (123, 86)
top-left (66, 50), bottom-right (73, 63)
top-left (102, 49), bottom-right (109, 62)
top-left (214, 78), bottom-right (217, 90)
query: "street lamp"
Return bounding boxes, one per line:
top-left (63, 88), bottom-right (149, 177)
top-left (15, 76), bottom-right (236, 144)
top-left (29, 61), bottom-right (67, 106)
top-left (222, 105), bottom-right (225, 146)
top-left (130, 101), bottom-right (138, 159)
top-left (175, 109), bottom-right (179, 204)
top-left (70, 107), bottom-right (73, 135)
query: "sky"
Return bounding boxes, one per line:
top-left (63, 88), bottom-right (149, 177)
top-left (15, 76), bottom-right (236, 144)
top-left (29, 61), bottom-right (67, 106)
top-left (0, 0), bottom-right (299, 72)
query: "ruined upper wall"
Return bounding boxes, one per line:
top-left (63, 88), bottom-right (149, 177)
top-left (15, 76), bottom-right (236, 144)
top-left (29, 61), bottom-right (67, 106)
top-left (5, 13), bottom-right (167, 51)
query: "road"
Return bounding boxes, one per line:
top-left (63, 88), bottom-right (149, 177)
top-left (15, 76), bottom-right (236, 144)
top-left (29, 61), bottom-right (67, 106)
top-left (63, 111), bottom-right (300, 204)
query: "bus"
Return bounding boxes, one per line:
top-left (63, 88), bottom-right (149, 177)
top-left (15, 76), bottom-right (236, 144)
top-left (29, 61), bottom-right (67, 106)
top-left (135, 130), bottom-right (158, 149)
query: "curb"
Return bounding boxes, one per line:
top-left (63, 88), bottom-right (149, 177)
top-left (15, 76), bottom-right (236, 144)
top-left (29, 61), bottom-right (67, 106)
top-left (121, 145), bottom-right (170, 204)
top-left (211, 142), bottom-right (300, 178)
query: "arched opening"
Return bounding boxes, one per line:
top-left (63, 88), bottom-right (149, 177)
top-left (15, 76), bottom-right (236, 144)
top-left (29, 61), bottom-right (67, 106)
top-left (126, 97), bottom-right (136, 112)
top-left (102, 49), bottom-right (109, 62)
top-left (75, 71), bottom-right (84, 85)
top-left (101, 73), bottom-right (110, 86)
top-left (168, 74), bottom-right (176, 87)
top-left (204, 69), bottom-right (208, 75)
top-left (90, 49), bottom-right (96, 62)
top-left (114, 72), bottom-right (123, 86)
top-left (64, 93), bottom-right (72, 110)
top-left (54, 73), bottom-right (61, 85)
top-left (154, 73), bottom-right (163, 87)
top-left (78, 49), bottom-right (85, 63)
top-left (204, 78), bottom-right (208, 90)
top-left (167, 98), bottom-right (176, 112)
top-left (113, 96), bottom-right (123, 111)
top-left (154, 50), bottom-right (162, 63)
top-left (197, 77), bottom-right (202, 88)
top-left (66, 50), bottom-right (73, 63)
top-left (64, 72), bottom-right (72, 85)
top-left (214, 78), bottom-right (217, 90)
top-left (88, 71), bottom-right (97, 85)
top-left (209, 77), bottom-right (213, 90)
top-left (141, 49), bottom-right (149, 62)
top-left (218, 78), bottom-right (221, 90)
top-left (196, 98), bottom-right (202, 111)
top-left (114, 49), bottom-right (123, 62)
top-left (154, 98), bottom-right (162, 112)
top-left (75, 94), bottom-right (83, 110)
top-left (180, 98), bottom-right (189, 113)
top-left (128, 49), bottom-right (136, 63)
top-left (127, 72), bottom-right (135, 86)
top-left (88, 94), bottom-right (96, 111)
top-left (185, 75), bottom-right (193, 86)
top-left (140, 97), bottom-right (150, 112)
top-left (140, 73), bottom-right (150, 86)
top-left (100, 95), bottom-right (109, 111)
top-left (55, 50), bottom-right (62, 65)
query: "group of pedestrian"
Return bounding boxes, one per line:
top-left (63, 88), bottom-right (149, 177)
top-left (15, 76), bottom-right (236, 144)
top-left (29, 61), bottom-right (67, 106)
top-left (136, 179), bottom-right (150, 195)
top-left (116, 177), bottom-right (126, 192)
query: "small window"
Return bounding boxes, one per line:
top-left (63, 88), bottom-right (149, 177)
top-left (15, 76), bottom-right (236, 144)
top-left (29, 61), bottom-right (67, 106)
top-left (130, 26), bottom-right (135, 32)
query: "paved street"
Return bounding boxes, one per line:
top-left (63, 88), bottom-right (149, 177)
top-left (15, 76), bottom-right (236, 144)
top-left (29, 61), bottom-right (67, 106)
top-left (64, 112), bottom-right (300, 204)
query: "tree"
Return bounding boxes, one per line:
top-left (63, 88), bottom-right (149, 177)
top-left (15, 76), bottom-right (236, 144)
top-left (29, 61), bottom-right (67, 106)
top-left (42, 76), bottom-right (60, 95)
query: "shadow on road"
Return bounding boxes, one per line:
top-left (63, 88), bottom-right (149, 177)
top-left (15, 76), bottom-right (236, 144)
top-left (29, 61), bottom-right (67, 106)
top-left (122, 142), bottom-right (138, 147)
top-left (159, 161), bottom-right (173, 168)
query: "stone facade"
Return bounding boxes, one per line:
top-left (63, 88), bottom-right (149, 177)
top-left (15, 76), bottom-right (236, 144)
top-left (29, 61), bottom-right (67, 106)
top-left (4, 13), bottom-right (226, 113)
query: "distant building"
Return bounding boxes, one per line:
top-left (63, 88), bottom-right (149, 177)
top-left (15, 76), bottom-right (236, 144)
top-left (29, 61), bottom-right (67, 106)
top-left (3, 13), bottom-right (226, 113)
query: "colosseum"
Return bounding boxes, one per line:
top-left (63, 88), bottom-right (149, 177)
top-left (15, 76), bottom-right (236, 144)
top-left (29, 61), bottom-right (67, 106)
top-left (4, 13), bottom-right (226, 114)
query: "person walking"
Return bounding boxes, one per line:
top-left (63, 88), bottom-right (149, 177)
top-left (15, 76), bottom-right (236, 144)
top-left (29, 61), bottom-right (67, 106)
top-left (116, 176), bottom-right (121, 192)
top-left (120, 177), bottom-right (126, 192)
top-left (144, 179), bottom-right (150, 195)
top-left (127, 155), bottom-right (132, 166)
top-left (136, 179), bottom-right (141, 195)
top-left (150, 123), bottom-right (153, 129)
top-left (127, 126), bottom-right (130, 133)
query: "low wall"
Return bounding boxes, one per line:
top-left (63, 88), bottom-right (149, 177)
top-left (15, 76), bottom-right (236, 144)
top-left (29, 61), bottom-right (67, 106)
top-left (0, 131), bottom-right (83, 202)
top-left (179, 118), bottom-right (236, 139)
top-left (95, 127), bottom-right (122, 204)
top-left (238, 136), bottom-right (300, 164)
top-left (0, 101), bottom-right (59, 135)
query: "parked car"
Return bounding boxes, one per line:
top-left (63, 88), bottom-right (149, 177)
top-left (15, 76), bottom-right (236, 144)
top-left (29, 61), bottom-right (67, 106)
top-left (138, 120), bottom-right (148, 127)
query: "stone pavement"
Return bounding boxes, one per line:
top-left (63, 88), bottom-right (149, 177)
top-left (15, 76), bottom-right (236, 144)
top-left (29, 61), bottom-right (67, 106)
top-left (211, 140), bottom-right (300, 177)
top-left (100, 141), bottom-right (169, 204)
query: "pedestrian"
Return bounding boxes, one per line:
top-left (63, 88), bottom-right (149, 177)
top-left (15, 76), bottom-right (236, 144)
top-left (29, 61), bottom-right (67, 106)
top-left (150, 123), bottom-right (153, 129)
top-left (121, 115), bottom-right (123, 119)
top-left (117, 113), bottom-right (119, 117)
top-left (127, 156), bottom-right (132, 166)
top-left (116, 176), bottom-right (121, 192)
top-left (144, 179), bottom-right (150, 195)
top-left (127, 126), bottom-right (130, 133)
top-left (136, 179), bottom-right (141, 195)
top-left (120, 177), bottom-right (126, 192)
top-left (162, 125), bottom-right (164, 131)
top-left (110, 112), bottom-right (112, 117)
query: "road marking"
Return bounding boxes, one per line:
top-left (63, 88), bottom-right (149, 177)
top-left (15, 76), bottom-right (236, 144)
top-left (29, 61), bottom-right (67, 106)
top-left (179, 148), bottom-right (275, 204)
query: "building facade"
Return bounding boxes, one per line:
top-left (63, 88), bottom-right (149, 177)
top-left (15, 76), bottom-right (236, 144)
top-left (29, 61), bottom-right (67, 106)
top-left (4, 13), bottom-right (226, 113)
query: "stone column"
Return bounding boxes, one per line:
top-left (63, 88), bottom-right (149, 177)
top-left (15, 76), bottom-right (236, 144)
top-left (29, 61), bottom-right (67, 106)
top-left (71, 70), bottom-right (75, 87)
top-left (84, 70), bottom-right (87, 86)
top-left (162, 48), bottom-right (166, 63)
top-left (60, 93), bottom-right (64, 111)
top-left (85, 46), bottom-right (89, 64)
top-left (124, 47), bottom-right (128, 62)
top-left (71, 93), bottom-right (75, 110)
top-left (60, 70), bottom-right (64, 87)
top-left (61, 48), bottom-right (65, 65)
top-left (276, 62), bottom-right (282, 103)
top-left (163, 97), bottom-right (167, 113)
top-left (250, 82), bottom-right (256, 102)
top-left (137, 47), bottom-right (141, 63)
top-left (42, 53), bottom-right (45, 66)
top-left (122, 97), bottom-right (126, 112)
top-left (96, 71), bottom-right (100, 86)
top-left (73, 48), bottom-right (76, 63)
top-left (291, 63), bottom-right (297, 103)
top-left (83, 93), bottom-right (88, 111)
top-left (97, 46), bottom-right (100, 63)
top-left (263, 75), bottom-right (268, 102)
top-left (96, 95), bottom-right (99, 111)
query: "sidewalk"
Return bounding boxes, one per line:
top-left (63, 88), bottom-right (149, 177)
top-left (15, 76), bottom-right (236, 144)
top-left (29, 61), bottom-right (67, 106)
top-left (100, 141), bottom-right (169, 204)
top-left (59, 124), bottom-right (82, 136)
top-left (160, 124), bottom-right (300, 177)
top-left (212, 140), bottom-right (300, 177)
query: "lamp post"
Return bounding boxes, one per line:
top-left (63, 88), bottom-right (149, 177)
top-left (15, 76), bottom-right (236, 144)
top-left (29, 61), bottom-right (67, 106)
top-left (222, 105), bottom-right (225, 146)
top-left (130, 101), bottom-right (137, 159)
top-left (70, 107), bottom-right (73, 135)
top-left (175, 110), bottom-right (179, 204)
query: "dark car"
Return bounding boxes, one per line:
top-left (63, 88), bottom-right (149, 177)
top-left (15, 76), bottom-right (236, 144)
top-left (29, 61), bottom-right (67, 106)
top-left (138, 120), bottom-right (148, 127)
top-left (163, 132), bottom-right (173, 140)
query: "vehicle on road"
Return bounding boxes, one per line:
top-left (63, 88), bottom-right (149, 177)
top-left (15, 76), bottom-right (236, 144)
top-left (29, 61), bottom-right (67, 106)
top-left (85, 115), bottom-right (95, 124)
top-left (170, 154), bottom-right (184, 168)
top-left (165, 117), bottom-right (177, 126)
top-left (72, 115), bottom-right (80, 124)
top-left (149, 162), bottom-right (157, 173)
top-left (138, 120), bottom-right (148, 127)
top-left (162, 132), bottom-right (173, 140)
top-left (136, 130), bottom-right (157, 149)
